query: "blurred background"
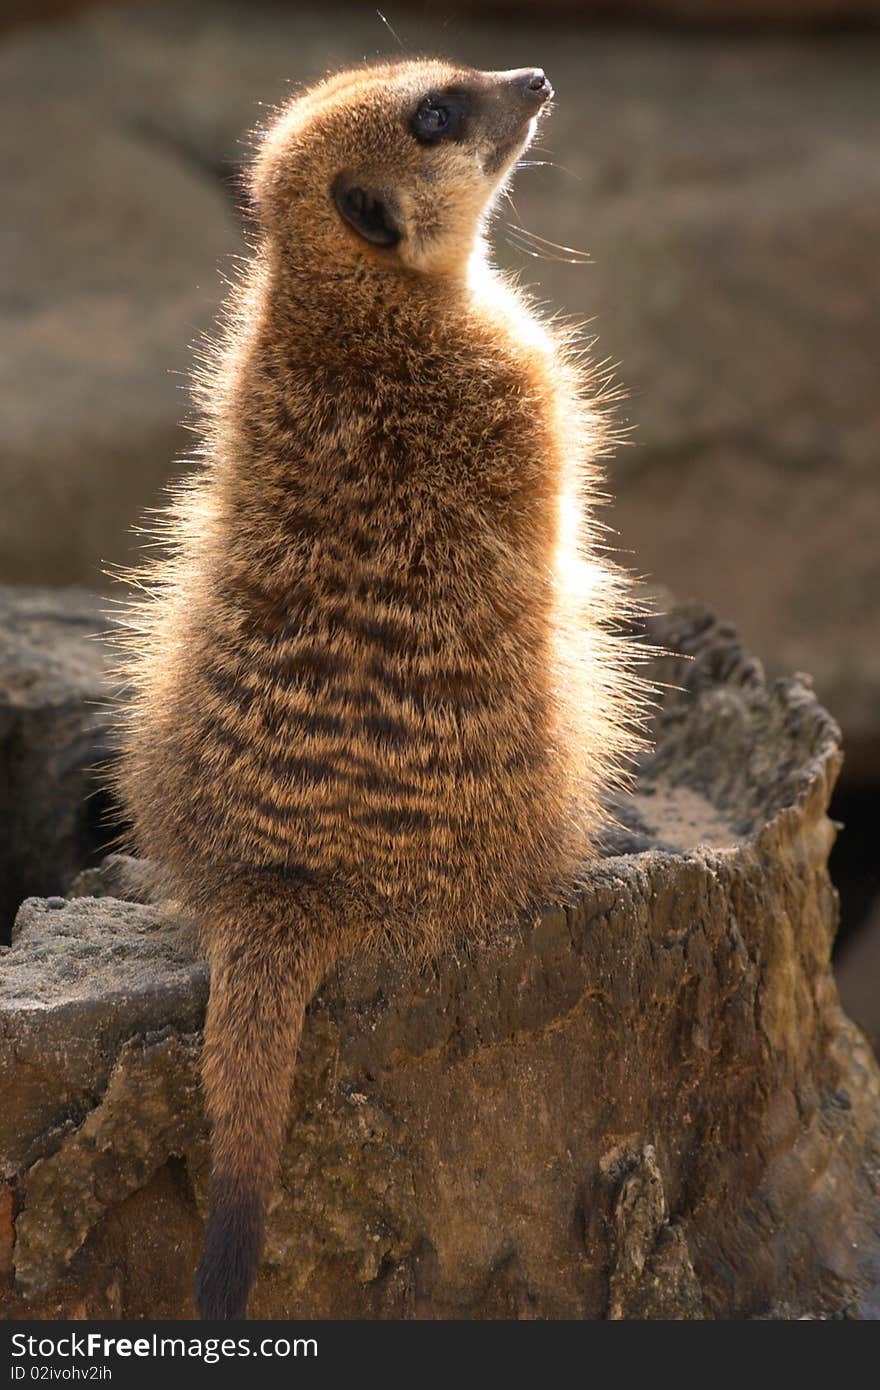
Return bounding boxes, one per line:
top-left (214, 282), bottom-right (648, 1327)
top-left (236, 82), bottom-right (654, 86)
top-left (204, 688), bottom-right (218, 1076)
top-left (2, 0), bottom-right (878, 1032)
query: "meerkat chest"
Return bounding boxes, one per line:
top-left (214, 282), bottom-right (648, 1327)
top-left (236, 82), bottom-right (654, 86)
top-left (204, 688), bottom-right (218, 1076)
top-left (188, 330), bottom-right (568, 871)
top-left (186, 479), bottom-right (559, 879)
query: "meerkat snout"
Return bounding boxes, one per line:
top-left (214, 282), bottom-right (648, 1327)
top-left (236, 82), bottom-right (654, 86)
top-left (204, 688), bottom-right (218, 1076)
top-left (527, 69), bottom-right (551, 93)
top-left (507, 67), bottom-right (554, 101)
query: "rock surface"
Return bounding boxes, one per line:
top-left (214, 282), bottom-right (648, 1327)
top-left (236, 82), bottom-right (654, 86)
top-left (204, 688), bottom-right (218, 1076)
top-left (1, 604), bottom-right (878, 1320)
top-left (0, 587), bottom-right (115, 941)
top-left (0, 894), bottom-right (206, 1181)
top-left (2, 3), bottom-right (878, 777)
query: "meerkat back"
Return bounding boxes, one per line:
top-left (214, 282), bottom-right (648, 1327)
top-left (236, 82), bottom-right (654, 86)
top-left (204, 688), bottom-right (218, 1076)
top-left (115, 59), bottom-right (646, 1319)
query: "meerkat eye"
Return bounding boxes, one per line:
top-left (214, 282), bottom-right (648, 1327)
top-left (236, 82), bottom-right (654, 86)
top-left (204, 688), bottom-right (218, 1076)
top-left (411, 92), bottom-right (466, 144)
top-left (415, 101), bottom-right (449, 137)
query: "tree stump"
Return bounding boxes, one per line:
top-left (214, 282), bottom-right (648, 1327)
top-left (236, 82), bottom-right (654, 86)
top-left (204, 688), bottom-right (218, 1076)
top-left (0, 597), bottom-right (878, 1320)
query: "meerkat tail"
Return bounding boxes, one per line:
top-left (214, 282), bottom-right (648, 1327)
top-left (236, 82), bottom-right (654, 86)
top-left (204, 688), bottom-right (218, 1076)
top-left (194, 909), bottom-right (333, 1321)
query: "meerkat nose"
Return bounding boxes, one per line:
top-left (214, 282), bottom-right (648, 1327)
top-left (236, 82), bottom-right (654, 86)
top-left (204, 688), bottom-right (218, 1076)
top-left (521, 69), bottom-right (554, 104)
top-left (488, 67), bottom-right (555, 108)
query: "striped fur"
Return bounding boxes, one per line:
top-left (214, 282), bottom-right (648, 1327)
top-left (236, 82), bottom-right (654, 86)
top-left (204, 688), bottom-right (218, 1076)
top-left (112, 60), bottom-right (649, 1319)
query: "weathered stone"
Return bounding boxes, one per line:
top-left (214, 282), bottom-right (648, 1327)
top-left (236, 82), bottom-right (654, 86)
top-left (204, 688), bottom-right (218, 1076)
top-left (598, 1145), bottom-right (704, 1321)
top-left (0, 895), bottom-right (207, 1180)
top-left (0, 587), bottom-right (114, 941)
top-left (1, 605), bottom-right (877, 1320)
top-left (13, 1032), bottom-right (205, 1298)
top-left (69, 854), bottom-right (159, 905)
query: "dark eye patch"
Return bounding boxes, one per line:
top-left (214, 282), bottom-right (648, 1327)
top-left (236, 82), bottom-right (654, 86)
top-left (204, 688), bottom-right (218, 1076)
top-left (410, 90), bottom-right (469, 145)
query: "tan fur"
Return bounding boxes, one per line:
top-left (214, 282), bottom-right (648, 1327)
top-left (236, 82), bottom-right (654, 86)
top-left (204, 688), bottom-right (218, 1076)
top-left (113, 59), bottom-right (648, 1319)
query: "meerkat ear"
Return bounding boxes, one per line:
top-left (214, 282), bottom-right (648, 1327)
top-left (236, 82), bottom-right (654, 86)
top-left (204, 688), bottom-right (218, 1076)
top-left (332, 175), bottom-right (401, 247)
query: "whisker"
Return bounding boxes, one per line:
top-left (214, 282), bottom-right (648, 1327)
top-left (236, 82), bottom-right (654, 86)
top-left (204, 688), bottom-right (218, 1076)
top-left (505, 231), bottom-right (590, 266)
top-left (505, 226), bottom-right (593, 265)
top-left (507, 222), bottom-right (593, 261)
top-left (504, 235), bottom-right (546, 261)
top-left (516, 158), bottom-right (582, 180)
top-left (376, 9), bottom-right (407, 52)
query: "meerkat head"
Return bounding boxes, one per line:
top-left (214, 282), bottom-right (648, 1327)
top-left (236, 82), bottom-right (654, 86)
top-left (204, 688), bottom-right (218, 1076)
top-left (251, 59), bottom-right (553, 279)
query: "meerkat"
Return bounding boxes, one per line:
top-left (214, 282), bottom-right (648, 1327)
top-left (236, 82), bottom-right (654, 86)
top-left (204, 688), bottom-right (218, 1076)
top-left (114, 59), bottom-right (646, 1320)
